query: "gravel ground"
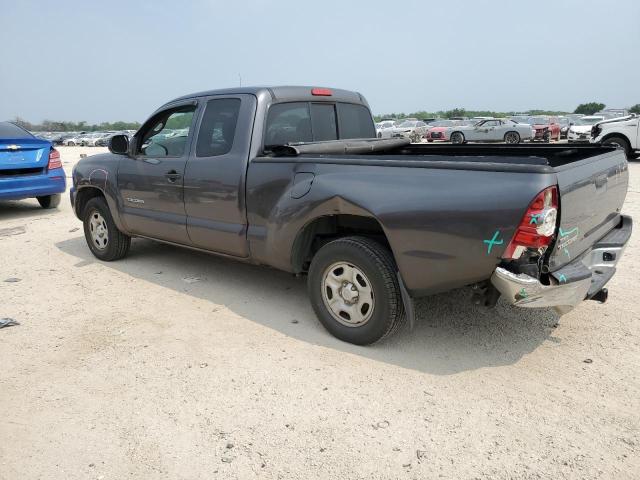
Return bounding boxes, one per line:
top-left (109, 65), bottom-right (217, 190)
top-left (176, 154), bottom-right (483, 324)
top-left (1, 147), bottom-right (639, 479)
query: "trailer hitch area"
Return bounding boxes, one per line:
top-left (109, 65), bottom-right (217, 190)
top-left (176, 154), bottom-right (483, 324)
top-left (471, 281), bottom-right (501, 308)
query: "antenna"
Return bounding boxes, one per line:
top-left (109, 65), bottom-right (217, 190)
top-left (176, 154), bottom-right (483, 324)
top-left (238, 73), bottom-right (242, 87)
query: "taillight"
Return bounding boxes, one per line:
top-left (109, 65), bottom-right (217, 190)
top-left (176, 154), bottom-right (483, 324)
top-left (311, 88), bottom-right (332, 96)
top-left (48, 148), bottom-right (62, 170)
top-left (503, 186), bottom-right (558, 259)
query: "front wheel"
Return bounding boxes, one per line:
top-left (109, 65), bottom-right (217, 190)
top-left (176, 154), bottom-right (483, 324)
top-left (504, 132), bottom-right (521, 144)
top-left (83, 197), bottom-right (131, 261)
top-left (450, 132), bottom-right (465, 144)
top-left (308, 236), bottom-right (405, 345)
top-left (37, 194), bottom-right (61, 209)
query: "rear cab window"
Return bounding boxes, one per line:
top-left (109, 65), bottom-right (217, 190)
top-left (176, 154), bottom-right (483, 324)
top-left (264, 101), bottom-right (375, 149)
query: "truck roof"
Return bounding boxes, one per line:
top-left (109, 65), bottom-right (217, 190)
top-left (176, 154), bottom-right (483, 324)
top-left (167, 85), bottom-right (368, 106)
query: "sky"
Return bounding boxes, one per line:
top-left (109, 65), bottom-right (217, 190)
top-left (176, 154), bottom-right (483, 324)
top-left (1, 0), bottom-right (639, 123)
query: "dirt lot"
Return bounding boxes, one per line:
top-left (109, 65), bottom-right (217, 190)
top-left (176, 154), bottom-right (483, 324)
top-left (1, 146), bottom-right (639, 479)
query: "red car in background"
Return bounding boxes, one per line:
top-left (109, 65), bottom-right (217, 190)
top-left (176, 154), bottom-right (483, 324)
top-left (526, 116), bottom-right (561, 142)
top-left (424, 120), bottom-right (457, 142)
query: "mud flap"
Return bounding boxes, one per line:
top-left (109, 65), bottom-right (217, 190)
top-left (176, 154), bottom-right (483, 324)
top-left (397, 273), bottom-right (415, 330)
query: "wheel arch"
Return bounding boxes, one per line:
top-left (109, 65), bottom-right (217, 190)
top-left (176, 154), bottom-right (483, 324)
top-left (291, 214), bottom-right (392, 274)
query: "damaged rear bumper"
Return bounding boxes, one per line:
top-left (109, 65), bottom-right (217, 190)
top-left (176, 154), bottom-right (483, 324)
top-left (491, 215), bottom-right (632, 314)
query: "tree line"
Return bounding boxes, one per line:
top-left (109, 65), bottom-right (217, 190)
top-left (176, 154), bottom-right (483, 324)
top-left (11, 117), bottom-right (141, 132)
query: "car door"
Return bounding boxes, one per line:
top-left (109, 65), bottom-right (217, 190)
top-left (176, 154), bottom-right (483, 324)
top-left (183, 94), bottom-right (256, 257)
top-left (117, 102), bottom-right (198, 245)
top-left (493, 120), bottom-right (509, 141)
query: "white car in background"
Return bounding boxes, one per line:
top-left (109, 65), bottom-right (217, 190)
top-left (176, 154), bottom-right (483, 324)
top-left (567, 116), bottom-right (605, 143)
top-left (590, 114), bottom-right (639, 159)
top-left (376, 120), bottom-right (396, 138)
top-left (448, 119), bottom-right (534, 144)
top-left (390, 120), bottom-right (429, 142)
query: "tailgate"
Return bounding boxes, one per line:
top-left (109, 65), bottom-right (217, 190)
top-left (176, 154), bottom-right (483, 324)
top-left (548, 149), bottom-right (629, 271)
top-left (0, 138), bottom-right (51, 171)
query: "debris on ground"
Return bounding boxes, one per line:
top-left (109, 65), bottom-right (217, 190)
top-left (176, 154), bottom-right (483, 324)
top-left (3, 278), bottom-right (21, 283)
top-left (373, 420), bottom-right (390, 430)
top-left (68, 227), bottom-right (79, 233)
top-left (0, 318), bottom-right (20, 329)
top-left (583, 358), bottom-right (593, 364)
top-left (182, 276), bottom-right (202, 284)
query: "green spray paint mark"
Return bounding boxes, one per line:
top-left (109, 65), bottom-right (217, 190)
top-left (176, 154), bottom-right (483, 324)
top-left (558, 274), bottom-right (567, 283)
top-left (483, 230), bottom-right (504, 255)
top-left (564, 248), bottom-right (571, 258)
top-left (559, 226), bottom-right (579, 237)
top-left (518, 288), bottom-right (528, 299)
top-left (529, 213), bottom-right (541, 225)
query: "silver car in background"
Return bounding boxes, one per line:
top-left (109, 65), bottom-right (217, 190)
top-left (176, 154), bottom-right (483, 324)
top-left (448, 119), bottom-right (534, 144)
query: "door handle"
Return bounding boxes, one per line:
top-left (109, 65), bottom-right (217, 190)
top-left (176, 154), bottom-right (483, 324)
top-left (165, 170), bottom-right (182, 183)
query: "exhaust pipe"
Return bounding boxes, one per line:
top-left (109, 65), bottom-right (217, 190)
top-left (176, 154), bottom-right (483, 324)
top-left (589, 288), bottom-right (608, 303)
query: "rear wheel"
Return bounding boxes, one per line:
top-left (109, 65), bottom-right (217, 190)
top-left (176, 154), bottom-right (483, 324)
top-left (603, 136), bottom-right (632, 159)
top-left (504, 132), bottom-right (520, 144)
top-left (82, 197), bottom-right (130, 261)
top-left (450, 132), bottom-right (465, 144)
top-left (37, 194), bottom-right (61, 209)
top-left (543, 131), bottom-right (551, 143)
top-left (308, 236), bottom-right (405, 345)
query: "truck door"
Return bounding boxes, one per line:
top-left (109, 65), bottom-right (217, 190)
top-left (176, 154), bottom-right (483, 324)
top-left (117, 103), bottom-right (197, 245)
top-left (183, 94), bottom-right (256, 257)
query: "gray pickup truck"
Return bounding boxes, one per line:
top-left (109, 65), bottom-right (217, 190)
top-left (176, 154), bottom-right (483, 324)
top-left (70, 86), bottom-right (632, 345)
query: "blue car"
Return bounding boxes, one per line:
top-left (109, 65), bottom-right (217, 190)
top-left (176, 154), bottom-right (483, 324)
top-left (0, 121), bottom-right (66, 208)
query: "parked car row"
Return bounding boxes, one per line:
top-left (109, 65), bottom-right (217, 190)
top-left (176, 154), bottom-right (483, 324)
top-left (33, 130), bottom-right (137, 146)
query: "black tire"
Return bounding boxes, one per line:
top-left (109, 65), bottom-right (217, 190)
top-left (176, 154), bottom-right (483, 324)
top-left (82, 197), bottom-right (130, 261)
top-left (504, 131), bottom-right (520, 144)
top-left (67, 141), bottom-right (75, 146)
top-left (427, 139), bottom-right (433, 143)
top-left (37, 194), bottom-right (61, 209)
top-left (603, 136), bottom-right (632, 159)
top-left (543, 131), bottom-right (551, 143)
top-left (450, 132), bottom-right (465, 144)
top-left (307, 236), bottom-right (405, 345)
top-left (377, 132), bottom-right (382, 138)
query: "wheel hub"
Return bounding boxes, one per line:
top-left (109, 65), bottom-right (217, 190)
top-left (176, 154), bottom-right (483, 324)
top-left (339, 281), bottom-right (359, 304)
top-left (321, 262), bottom-right (374, 327)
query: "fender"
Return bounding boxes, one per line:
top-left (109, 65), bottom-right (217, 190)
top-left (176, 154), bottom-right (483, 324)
top-left (73, 155), bottom-right (128, 233)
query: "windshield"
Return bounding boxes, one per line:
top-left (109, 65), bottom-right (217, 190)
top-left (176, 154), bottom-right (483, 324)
top-left (398, 121), bottom-right (418, 128)
top-left (574, 117), bottom-right (604, 126)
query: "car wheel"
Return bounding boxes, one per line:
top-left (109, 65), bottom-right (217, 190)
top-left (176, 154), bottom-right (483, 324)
top-left (37, 194), bottom-right (61, 209)
top-left (603, 136), bottom-right (632, 159)
top-left (307, 236), bottom-right (405, 345)
top-left (450, 132), bottom-right (465, 144)
top-left (377, 132), bottom-right (382, 138)
top-left (543, 132), bottom-right (551, 143)
top-left (82, 197), bottom-right (131, 261)
top-left (68, 141), bottom-right (75, 146)
top-left (427, 139), bottom-right (433, 142)
top-left (504, 132), bottom-right (520, 144)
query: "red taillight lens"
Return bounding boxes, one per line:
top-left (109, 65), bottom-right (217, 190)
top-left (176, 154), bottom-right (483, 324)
top-left (503, 186), bottom-right (558, 259)
top-left (48, 148), bottom-right (62, 170)
top-left (311, 88), bottom-right (332, 96)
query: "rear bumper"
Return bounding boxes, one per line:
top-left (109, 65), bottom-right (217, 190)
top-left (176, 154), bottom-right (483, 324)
top-left (491, 215), bottom-right (632, 313)
top-left (0, 168), bottom-right (66, 200)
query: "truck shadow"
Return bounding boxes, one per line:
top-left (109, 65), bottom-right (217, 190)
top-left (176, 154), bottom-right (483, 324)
top-left (55, 236), bottom-right (558, 375)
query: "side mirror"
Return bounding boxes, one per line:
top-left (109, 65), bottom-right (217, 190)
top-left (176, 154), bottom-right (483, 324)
top-left (108, 134), bottom-right (129, 155)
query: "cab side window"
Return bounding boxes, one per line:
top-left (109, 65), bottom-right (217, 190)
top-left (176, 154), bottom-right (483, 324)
top-left (138, 106), bottom-right (196, 157)
top-left (196, 98), bottom-right (241, 157)
top-left (265, 102), bottom-right (312, 148)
